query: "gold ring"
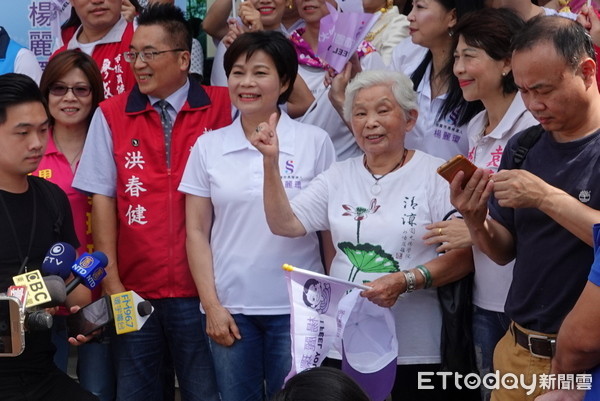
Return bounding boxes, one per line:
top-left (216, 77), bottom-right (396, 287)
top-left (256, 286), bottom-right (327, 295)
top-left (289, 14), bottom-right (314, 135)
top-left (438, 228), bottom-right (443, 236)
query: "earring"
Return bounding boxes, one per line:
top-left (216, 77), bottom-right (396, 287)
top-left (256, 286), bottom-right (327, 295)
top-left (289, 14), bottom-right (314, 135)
top-left (287, 0), bottom-right (293, 9)
top-left (448, 29), bottom-right (454, 37)
top-left (502, 71), bottom-right (507, 77)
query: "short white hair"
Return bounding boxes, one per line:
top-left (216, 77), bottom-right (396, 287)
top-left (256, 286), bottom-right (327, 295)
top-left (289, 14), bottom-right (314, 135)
top-left (343, 70), bottom-right (419, 122)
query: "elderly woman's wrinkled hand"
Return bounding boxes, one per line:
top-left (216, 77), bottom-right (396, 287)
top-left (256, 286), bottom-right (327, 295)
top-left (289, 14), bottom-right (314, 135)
top-left (423, 218), bottom-right (472, 253)
top-left (250, 112), bottom-right (280, 159)
top-left (360, 273), bottom-right (404, 308)
top-left (449, 168), bottom-right (493, 228)
top-left (327, 63), bottom-right (352, 113)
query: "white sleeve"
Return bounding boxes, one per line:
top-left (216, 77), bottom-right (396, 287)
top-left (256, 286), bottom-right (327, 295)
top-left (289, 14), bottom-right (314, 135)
top-left (178, 136), bottom-right (211, 197)
top-left (360, 51), bottom-right (386, 71)
top-left (291, 168), bottom-right (332, 233)
top-left (210, 41), bottom-right (228, 87)
top-left (314, 131), bottom-right (336, 174)
top-left (72, 108), bottom-right (117, 197)
top-left (14, 49), bottom-right (42, 85)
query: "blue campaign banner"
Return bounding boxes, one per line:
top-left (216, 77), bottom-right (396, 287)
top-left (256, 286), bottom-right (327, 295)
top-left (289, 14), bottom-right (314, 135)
top-left (1, 0), bottom-right (190, 70)
top-left (1, 0), bottom-right (61, 69)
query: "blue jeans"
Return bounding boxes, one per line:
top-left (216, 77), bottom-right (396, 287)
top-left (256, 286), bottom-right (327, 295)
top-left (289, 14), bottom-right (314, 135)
top-left (472, 305), bottom-right (511, 401)
top-left (113, 298), bottom-right (218, 401)
top-left (77, 335), bottom-right (116, 401)
top-left (205, 314), bottom-right (291, 401)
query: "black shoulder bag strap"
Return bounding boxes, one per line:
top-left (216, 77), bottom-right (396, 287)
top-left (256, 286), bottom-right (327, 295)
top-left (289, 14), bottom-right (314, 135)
top-left (28, 176), bottom-right (64, 240)
top-left (512, 124), bottom-right (544, 168)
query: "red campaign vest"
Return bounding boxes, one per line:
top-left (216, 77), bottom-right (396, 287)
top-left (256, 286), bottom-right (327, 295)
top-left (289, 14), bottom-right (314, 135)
top-left (100, 83), bottom-right (231, 299)
top-left (54, 22), bottom-right (135, 98)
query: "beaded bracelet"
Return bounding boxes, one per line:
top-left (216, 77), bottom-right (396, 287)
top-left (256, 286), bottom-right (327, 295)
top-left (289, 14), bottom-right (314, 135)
top-left (415, 264), bottom-right (433, 289)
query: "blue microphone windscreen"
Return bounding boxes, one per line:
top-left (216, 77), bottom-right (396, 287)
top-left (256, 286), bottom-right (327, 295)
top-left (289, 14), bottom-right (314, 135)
top-left (42, 242), bottom-right (76, 279)
top-left (90, 251), bottom-right (109, 268)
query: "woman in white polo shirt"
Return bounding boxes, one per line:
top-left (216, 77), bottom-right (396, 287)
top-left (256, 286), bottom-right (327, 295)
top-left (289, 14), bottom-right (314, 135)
top-left (423, 8), bottom-right (538, 401)
top-left (178, 31), bottom-right (335, 401)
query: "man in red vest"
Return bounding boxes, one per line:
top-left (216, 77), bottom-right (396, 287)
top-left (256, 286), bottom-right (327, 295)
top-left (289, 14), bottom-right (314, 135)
top-left (73, 3), bottom-right (231, 400)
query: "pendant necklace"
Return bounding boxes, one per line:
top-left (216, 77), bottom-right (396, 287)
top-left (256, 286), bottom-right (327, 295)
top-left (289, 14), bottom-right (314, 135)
top-left (364, 148), bottom-right (408, 196)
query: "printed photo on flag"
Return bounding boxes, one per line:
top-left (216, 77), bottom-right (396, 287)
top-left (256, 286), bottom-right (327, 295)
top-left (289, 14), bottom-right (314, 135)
top-left (283, 264), bottom-right (365, 378)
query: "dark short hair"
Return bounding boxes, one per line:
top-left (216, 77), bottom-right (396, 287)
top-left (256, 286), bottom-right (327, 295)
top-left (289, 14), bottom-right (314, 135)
top-left (137, 3), bottom-right (192, 52)
top-left (452, 8), bottom-right (525, 95)
top-left (511, 15), bottom-right (596, 70)
top-left (223, 31), bottom-right (297, 105)
top-left (0, 74), bottom-right (48, 125)
top-left (40, 50), bottom-right (104, 126)
top-left (272, 367), bottom-right (370, 401)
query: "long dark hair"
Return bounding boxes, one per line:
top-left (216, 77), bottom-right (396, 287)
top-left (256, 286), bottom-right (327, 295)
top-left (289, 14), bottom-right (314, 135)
top-left (410, 0), bottom-right (485, 126)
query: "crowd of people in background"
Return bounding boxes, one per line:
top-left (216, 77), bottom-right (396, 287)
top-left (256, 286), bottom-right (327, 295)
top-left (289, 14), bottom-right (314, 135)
top-left (2, 0), bottom-right (600, 400)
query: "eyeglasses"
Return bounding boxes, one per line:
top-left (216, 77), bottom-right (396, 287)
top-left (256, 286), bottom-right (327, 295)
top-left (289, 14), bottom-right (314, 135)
top-left (123, 49), bottom-right (185, 63)
top-left (49, 85), bottom-right (92, 97)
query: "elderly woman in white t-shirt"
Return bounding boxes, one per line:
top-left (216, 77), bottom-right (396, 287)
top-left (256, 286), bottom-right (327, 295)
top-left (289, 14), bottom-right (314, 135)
top-left (422, 8), bottom-right (537, 401)
top-left (251, 69), bottom-right (473, 401)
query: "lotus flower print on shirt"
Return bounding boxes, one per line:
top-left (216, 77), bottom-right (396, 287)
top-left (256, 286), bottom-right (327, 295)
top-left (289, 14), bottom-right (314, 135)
top-left (339, 198), bottom-right (399, 283)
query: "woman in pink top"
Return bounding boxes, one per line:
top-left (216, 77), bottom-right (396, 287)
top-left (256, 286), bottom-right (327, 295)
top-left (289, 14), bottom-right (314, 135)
top-left (35, 50), bottom-right (103, 256)
top-left (32, 50), bottom-right (109, 399)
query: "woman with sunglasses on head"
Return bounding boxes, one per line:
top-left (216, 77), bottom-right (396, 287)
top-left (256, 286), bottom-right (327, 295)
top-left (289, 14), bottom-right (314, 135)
top-left (32, 50), bottom-right (115, 401)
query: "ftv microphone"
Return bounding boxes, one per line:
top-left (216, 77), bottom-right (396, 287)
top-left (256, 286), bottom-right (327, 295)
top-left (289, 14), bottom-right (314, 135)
top-left (66, 252), bottom-right (108, 294)
top-left (42, 242), bottom-right (76, 280)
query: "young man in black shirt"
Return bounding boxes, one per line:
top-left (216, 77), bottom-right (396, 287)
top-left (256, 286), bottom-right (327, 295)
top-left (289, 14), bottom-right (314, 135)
top-left (0, 73), bottom-right (98, 401)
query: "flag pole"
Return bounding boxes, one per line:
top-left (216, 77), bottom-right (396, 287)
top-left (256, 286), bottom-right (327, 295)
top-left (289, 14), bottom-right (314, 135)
top-left (282, 264), bottom-right (371, 290)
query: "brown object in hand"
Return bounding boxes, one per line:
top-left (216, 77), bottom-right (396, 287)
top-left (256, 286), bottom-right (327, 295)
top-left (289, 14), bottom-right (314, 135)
top-left (437, 155), bottom-right (477, 189)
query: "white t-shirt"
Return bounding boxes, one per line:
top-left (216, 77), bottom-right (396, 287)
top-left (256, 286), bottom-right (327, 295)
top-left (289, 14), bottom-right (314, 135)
top-left (297, 52), bottom-right (385, 161)
top-left (291, 151), bottom-right (453, 364)
top-left (178, 112), bottom-right (336, 315)
top-left (15, 48), bottom-right (42, 85)
top-left (389, 38), bottom-right (469, 160)
top-left (466, 93), bottom-right (538, 312)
